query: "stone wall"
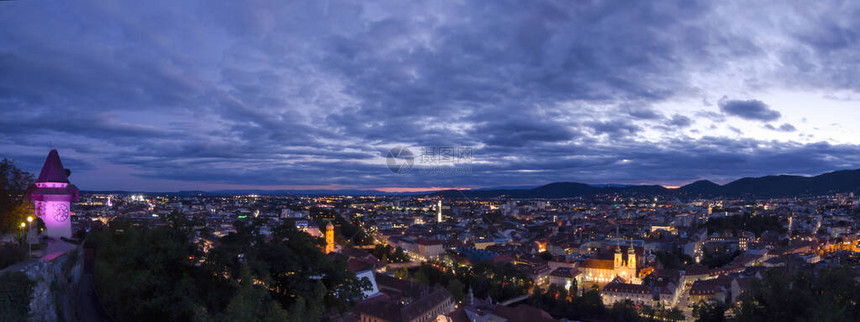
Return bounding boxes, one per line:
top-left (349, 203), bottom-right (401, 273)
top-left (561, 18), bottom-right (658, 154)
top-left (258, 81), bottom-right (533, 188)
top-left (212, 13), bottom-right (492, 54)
top-left (10, 246), bottom-right (83, 321)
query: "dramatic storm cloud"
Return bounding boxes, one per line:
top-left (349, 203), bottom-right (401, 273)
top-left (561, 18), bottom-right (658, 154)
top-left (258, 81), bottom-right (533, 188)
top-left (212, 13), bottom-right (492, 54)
top-left (1, 0), bottom-right (860, 191)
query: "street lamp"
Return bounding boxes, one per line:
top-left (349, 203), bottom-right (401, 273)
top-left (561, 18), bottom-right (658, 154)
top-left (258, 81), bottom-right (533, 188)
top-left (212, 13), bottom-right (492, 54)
top-left (19, 222), bottom-right (28, 256)
top-left (24, 216), bottom-right (34, 257)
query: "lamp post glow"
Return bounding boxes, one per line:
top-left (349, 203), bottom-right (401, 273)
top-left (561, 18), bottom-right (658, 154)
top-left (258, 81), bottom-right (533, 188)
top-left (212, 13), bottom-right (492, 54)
top-left (19, 222), bottom-right (29, 257)
top-left (26, 216), bottom-right (34, 257)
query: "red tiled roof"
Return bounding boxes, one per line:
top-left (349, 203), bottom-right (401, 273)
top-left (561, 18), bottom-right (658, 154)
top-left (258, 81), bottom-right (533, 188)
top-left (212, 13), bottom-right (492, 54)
top-left (347, 259), bottom-right (375, 272)
top-left (490, 255), bottom-right (514, 265)
top-left (417, 238), bottom-right (443, 245)
top-left (549, 267), bottom-right (580, 278)
top-left (684, 264), bottom-right (710, 276)
top-left (492, 304), bottom-right (556, 322)
top-left (689, 284), bottom-right (722, 295)
top-left (603, 282), bottom-right (651, 294)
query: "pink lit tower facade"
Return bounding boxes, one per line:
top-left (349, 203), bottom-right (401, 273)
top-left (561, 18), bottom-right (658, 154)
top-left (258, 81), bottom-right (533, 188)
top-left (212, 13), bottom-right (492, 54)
top-left (30, 150), bottom-right (79, 239)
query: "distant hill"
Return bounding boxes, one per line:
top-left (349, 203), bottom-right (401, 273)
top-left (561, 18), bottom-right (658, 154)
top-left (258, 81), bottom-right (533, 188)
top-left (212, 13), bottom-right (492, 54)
top-left (436, 182), bottom-right (672, 199)
top-left (676, 180), bottom-right (721, 197)
top-left (81, 168), bottom-right (860, 199)
top-left (681, 169), bottom-right (860, 198)
top-left (436, 169), bottom-right (860, 199)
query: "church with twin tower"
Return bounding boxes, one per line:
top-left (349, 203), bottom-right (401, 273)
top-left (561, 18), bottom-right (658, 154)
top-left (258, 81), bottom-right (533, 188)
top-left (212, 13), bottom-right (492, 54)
top-left (30, 149), bottom-right (79, 239)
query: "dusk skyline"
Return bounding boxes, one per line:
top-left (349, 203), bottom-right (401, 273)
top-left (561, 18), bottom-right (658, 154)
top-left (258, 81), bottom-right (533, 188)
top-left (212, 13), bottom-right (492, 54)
top-left (2, 1), bottom-right (860, 191)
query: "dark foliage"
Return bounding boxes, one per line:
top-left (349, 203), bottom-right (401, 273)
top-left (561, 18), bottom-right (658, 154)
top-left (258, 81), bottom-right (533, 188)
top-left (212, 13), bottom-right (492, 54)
top-left (700, 249), bottom-right (741, 269)
top-left (653, 249), bottom-right (693, 270)
top-left (735, 267), bottom-right (860, 321)
top-left (310, 208), bottom-right (373, 246)
top-left (0, 244), bottom-right (27, 270)
top-left (411, 261), bottom-right (532, 303)
top-left (91, 212), bottom-right (365, 321)
top-left (692, 302), bottom-right (728, 322)
top-left (0, 271), bottom-right (35, 322)
top-left (527, 284), bottom-right (605, 320)
top-left (370, 244), bottom-right (410, 264)
top-left (0, 158), bottom-right (34, 235)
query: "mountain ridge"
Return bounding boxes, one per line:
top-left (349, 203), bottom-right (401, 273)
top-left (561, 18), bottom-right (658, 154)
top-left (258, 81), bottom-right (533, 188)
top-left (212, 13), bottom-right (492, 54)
top-left (435, 168), bottom-right (860, 199)
top-left (80, 168), bottom-right (860, 198)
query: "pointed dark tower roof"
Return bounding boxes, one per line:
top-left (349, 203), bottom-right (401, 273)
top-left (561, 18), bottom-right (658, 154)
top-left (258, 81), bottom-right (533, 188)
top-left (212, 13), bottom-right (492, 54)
top-left (36, 149), bottom-right (70, 183)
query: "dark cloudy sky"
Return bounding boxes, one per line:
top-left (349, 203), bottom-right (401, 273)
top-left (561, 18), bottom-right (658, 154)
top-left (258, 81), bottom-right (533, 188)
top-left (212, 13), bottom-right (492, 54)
top-left (2, 1), bottom-right (860, 192)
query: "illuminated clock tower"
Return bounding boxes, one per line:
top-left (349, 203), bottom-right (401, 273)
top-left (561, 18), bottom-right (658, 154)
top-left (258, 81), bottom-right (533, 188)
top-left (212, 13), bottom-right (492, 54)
top-left (30, 150), bottom-right (79, 239)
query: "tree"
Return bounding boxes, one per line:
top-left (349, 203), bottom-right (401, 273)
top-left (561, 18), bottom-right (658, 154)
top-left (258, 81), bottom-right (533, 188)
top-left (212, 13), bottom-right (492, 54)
top-left (309, 208), bottom-right (373, 246)
top-left (0, 159), bottom-right (34, 235)
top-left (0, 271), bottom-right (34, 321)
top-left (608, 299), bottom-right (641, 322)
top-left (215, 220), bottom-right (366, 316)
top-left (735, 267), bottom-right (860, 321)
top-left (664, 308), bottom-right (684, 321)
top-left (220, 265), bottom-right (288, 322)
top-left (394, 266), bottom-right (409, 280)
top-left (93, 214), bottom-right (367, 321)
top-left (413, 270), bottom-right (429, 285)
top-left (92, 213), bottom-right (221, 321)
top-left (700, 247), bottom-right (741, 269)
top-left (0, 244), bottom-right (26, 270)
top-left (692, 302), bottom-right (728, 322)
top-left (527, 285), bottom-right (606, 321)
top-left (653, 249), bottom-right (693, 270)
top-left (447, 278), bottom-right (466, 302)
top-left (370, 244), bottom-right (409, 263)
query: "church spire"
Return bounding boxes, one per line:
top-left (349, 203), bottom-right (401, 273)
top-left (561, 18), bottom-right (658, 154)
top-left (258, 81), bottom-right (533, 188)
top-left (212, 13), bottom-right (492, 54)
top-left (468, 285), bottom-right (474, 306)
top-left (627, 238), bottom-right (636, 269)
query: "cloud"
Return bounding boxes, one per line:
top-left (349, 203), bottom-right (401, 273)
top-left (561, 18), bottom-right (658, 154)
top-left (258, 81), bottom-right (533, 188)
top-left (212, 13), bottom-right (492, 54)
top-left (587, 120), bottom-right (641, 138)
top-left (472, 116), bottom-right (577, 147)
top-left (627, 107), bottom-right (664, 120)
top-left (0, 0), bottom-right (858, 190)
top-left (779, 123), bottom-right (797, 132)
top-left (765, 123), bottom-right (797, 132)
top-left (667, 114), bottom-right (693, 127)
top-left (718, 98), bottom-right (781, 121)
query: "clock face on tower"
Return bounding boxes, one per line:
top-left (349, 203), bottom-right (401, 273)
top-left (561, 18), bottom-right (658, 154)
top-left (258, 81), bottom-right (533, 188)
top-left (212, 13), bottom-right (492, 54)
top-left (53, 204), bottom-right (70, 222)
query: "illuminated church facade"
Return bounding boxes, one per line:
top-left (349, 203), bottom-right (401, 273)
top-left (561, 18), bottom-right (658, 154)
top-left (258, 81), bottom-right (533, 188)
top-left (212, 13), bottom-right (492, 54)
top-left (577, 244), bottom-right (640, 285)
